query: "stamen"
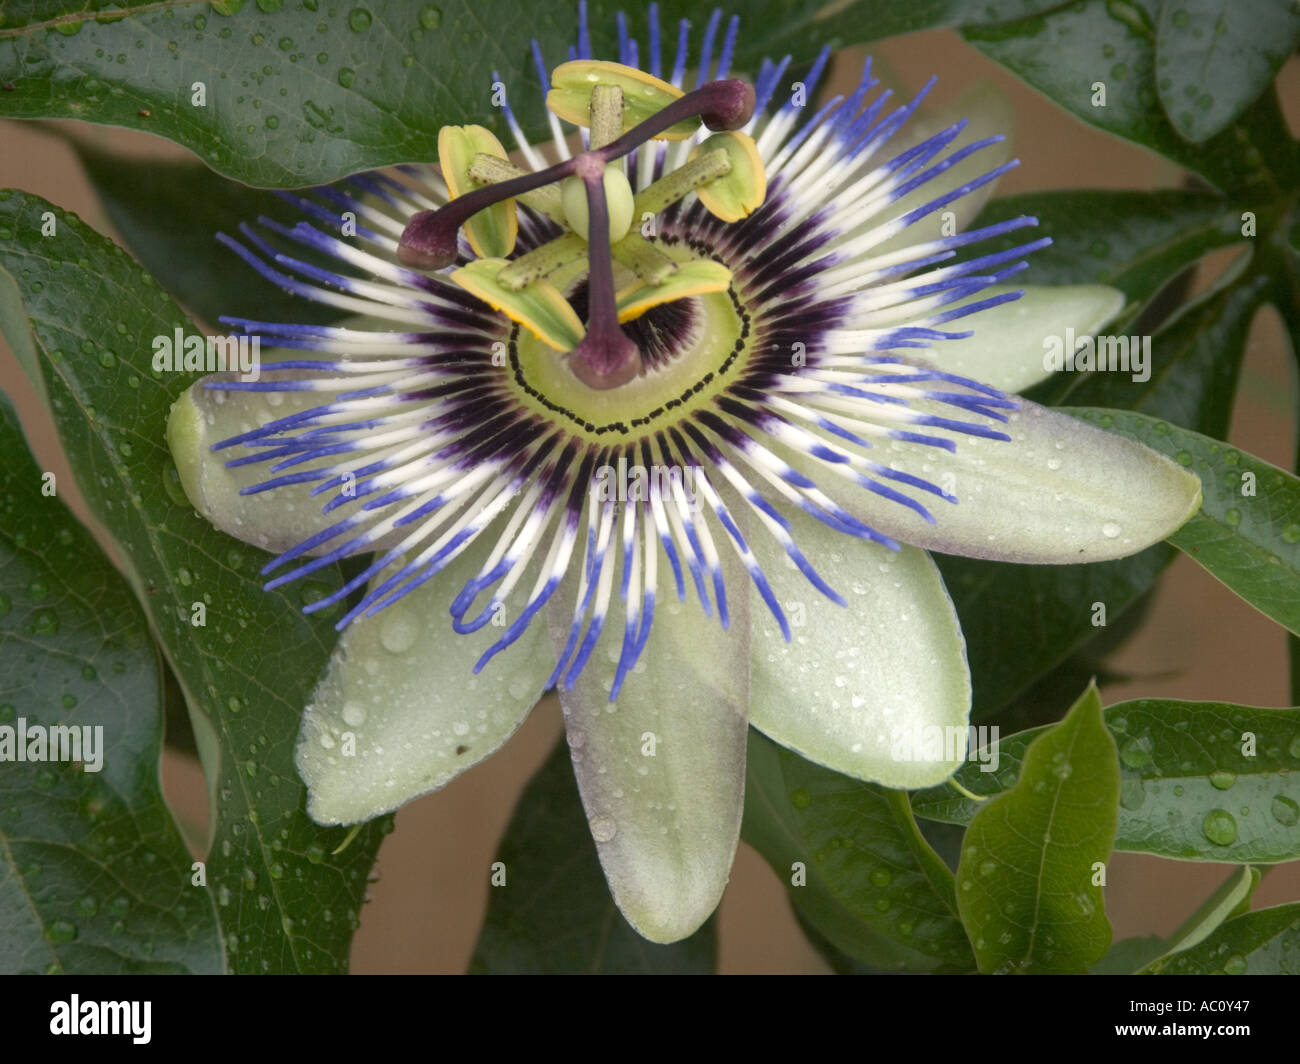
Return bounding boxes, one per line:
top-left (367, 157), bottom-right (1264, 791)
top-left (498, 233), bottom-right (588, 291)
top-left (612, 232), bottom-right (679, 285)
top-left (633, 148), bottom-right (731, 217)
top-left (588, 82), bottom-right (625, 150)
top-left (399, 76), bottom-right (756, 271)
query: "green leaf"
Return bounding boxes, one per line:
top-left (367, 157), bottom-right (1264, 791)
top-left (1143, 903), bottom-right (1300, 974)
top-left (1094, 864), bottom-right (1260, 973)
top-left (938, 546), bottom-right (1174, 721)
top-left (1154, 0), bottom-right (1300, 145)
top-left (1091, 934), bottom-right (1168, 975)
top-left (955, 684), bottom-right (1118, 974)
top-left (1070, 408), bottom-right (1300, 635)
top-left (69, 140), bottom-right (344, 327)
top-left (470, 739), bottom-right (715, 974)
top-left (914, 699), bottom-right (1300, 863)
top-left (972, 190), bottom-right (1244, 329)
top-left (0, 0), bottom-right (1086, 188)
top-left (965, 0), bottom-right (1299, 196)
top-left (0, 189), bottom-right (386, 973)
top-left (1162, 865), bottom-right (1261, 952)
top-left (742, 730), bottom-right (975, 973)
top-left (1048, 233), bottom-right (1268, 436)
top-left (0, 397), bottom-right (222, 975)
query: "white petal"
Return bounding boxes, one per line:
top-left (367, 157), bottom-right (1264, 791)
top-left (830, 396), bottom-right (1202, 564)
top-left (548, 557), bottom-right (750, 944)
top-left (921, 284), bottom-right (1125, 393)
top-left (748, 513), bottom-right (971, 788)
top-left (295, 532), bottom-right (551, 824)
top-left (167, 375), bottom-right (383, 556)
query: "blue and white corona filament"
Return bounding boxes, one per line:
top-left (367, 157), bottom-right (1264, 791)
top-left (169, 4), bottom-right (1201, 943)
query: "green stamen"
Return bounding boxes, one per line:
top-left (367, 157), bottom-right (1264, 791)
top-left (497, 232), bottom-right (589, 291)
top-left (467, 153), bottom-right (564, 221)
top-left (405, 62), bottom-right (767, 388)
top-left (633, 149), bottom-right (732, 218)
top-left (589, 82), bottom-right (625, 151)
top-left (612, 233), bottom-right (679, 286)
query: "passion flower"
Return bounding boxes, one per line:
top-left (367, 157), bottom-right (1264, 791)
top-left (168, 3), bottom-right (1200, 942)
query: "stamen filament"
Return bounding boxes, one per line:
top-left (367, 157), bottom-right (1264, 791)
top-left (633, 148), bottom-right (731, 217)
top-left (498, 232), bottom-right (588, 291)
top-left (400, 78), bottom-right (755, 271)
top-left (612, 232), bottom-right (679, 285)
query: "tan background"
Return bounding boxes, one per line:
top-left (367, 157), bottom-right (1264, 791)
top-left (1, 28), bottom-right (1298, 974)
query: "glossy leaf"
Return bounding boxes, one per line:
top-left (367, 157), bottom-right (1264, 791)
top-left (1154, 0), bottom-right (1300, 145)
top-left (971, 190), bottom-right (1244, 330)
top-left (0, 398), bottom-right (222, 975)
top-left (470, 739), bottom-right (716, 974)
top-left (914, 699), bottom-right (1300, 863)
top-left (1093, 864), bottom-right (1259, 973)
top-left (1052, 266), bottom-right (1268, 438)
top-left (0, 0), bottom-right (1076, 188)
top-left (955, 684), bottom-right (1119, 974)
top-left (69, 140), bottom-right (345, 327)
top-left (742, 730), bottom-right (975, 973)
top-left (0, 189), bottom-right (386, 973)
top-left (1144, 903), bottom-right (1300, 974)
top-left (965, 0), bottom-right (1299, 195)
top-left (1070, 408), bottom-right (1300, 636)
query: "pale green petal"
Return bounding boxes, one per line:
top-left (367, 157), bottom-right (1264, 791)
top-left (919, 284), bottom-right (1126, 393)
top-left (295, 533), bottom-right (552, 824)
top-left (866, 80), bottom-right (1016, 257)
top-left (749, 512), bottom-right (971, 788)
top-left (168, 375), bottom-right (405, 556)
top-left (828, 395), bottom-right (1202, 564)
top-left (547, 562), bottom-right (750, 944)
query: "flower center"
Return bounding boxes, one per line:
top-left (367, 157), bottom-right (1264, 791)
top-left (397, 60), bottom-right (766, 394)
top-left (507, 245), bottom-right (750, 441)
